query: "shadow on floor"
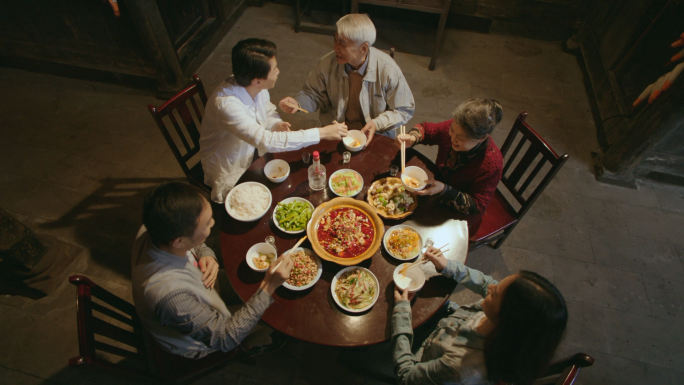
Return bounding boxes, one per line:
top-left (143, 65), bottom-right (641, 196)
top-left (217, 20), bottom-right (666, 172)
top-left (38, 177), bottom-right (184, 280)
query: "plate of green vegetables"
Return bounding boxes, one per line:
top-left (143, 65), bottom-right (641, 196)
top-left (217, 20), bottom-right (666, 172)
top-left (273, 197), bottom-right (314, 234)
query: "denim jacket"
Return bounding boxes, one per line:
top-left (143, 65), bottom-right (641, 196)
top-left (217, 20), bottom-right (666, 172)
top-left (392, 260), bottom-right (498, 385)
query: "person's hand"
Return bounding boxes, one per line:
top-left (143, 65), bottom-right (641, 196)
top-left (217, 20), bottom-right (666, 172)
top-left (395, 133), bottom-right (416, 149)
top-left (319, 122), bottom-right (348, 141)
top-left (422, 246), bottom-right (448, 272)
top-left (260, 253), bottom-right (294, 296)
top-left (279, 97), bottom-right (299, 114)
top-left (272, 121), bottom-right (291, 132)
top-left (414, 179), bottom-right (445, 196)
top-left (393, 285), bottom-right (415, 303)
top-left (361, 120), bottom-right (377, 147)
top-left (199, 256), bottom-right (219, 289)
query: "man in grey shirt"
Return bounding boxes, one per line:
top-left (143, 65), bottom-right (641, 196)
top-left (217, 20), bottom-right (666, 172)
top-left (131, 182), bottom-right (293, 359)
top-left (279, 13), bottom-right (415, 146)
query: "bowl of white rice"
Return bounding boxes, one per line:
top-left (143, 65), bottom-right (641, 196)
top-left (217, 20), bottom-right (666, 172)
top-left (225, 182), bottom-right (272, 222)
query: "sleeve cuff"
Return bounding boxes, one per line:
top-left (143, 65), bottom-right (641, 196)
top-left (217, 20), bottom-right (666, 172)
top-left (305, 127), bottom-right (321, 143)
top-left (441, 259), bottom-right (459, 277)
top-left (248, 288), bottom-right (275, 314)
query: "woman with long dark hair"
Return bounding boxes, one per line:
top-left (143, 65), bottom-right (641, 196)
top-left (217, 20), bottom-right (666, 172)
top-left (391, 247), bottom-right (567, 384)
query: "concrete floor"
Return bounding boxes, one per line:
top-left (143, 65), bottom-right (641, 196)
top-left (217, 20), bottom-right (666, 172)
top-left (1, 3), bottom-right (684, 384)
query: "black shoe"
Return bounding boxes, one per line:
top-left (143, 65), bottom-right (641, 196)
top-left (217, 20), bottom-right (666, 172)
top-left (241, 332), bottom-right (288, 356)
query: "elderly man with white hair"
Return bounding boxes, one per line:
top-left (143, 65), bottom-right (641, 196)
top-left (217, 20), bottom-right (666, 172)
top-left (279, 14), bottom-right (415, 146)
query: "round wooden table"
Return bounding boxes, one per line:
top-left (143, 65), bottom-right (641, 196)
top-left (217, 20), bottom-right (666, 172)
top-left (220, 135), bottom-right (468, 347)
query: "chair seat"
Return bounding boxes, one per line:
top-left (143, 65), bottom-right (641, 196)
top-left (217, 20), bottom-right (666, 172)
top-left (470, 190), bottom-right (518, 242)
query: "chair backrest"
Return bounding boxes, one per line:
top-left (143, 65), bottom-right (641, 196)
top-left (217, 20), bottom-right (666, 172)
top-left (533, 353), bottom-right (595, 385)
top-left (499, 112), bottom-right (569, 219)
top-left (147, 75), bottom-right (208, 178)
top-left (68, 275), bottom-right (152, 378)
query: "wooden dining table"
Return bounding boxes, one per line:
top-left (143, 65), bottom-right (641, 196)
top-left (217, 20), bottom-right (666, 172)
top-left (220, 135), bottom-right (469, 347)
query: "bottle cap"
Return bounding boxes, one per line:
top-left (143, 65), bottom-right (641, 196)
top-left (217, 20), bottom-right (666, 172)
top-left (313, 151), bottom-right (320, 159)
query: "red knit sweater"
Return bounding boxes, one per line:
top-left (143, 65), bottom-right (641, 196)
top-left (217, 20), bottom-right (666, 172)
top-left (415, 119), bottom-right (503, 233)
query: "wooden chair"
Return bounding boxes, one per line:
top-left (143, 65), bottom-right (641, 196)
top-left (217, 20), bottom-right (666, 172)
top-left (470, 112), bottom-right (569, 251)
top-left (533, 353), bottom-right (594, 385)
top-left (68, 275), bottom-right (254, 383)
top-left (147, 74), bottom-right (211, 194)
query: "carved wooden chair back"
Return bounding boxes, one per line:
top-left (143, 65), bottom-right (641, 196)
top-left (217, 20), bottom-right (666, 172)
top-left (147, 74), bottom-right (210, 193)
top-left (470, 112), bottom-right (569, 250)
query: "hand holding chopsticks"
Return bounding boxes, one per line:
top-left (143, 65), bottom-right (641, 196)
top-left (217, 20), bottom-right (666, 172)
top-left (261, 236), bottom-right (306, 295)
top-left (279, 97), bottom-right (308, 114)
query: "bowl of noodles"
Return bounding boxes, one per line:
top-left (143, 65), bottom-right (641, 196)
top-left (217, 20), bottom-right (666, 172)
top-left (331, 267), bottom-right (379, 312)
top-left (383, 225), bottom-right (423, 260)
top-left (307, 197), bottom-right (384, 266)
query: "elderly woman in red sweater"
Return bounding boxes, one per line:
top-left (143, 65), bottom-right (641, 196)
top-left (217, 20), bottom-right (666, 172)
top-left (396, 99), bottom-right (504, 233)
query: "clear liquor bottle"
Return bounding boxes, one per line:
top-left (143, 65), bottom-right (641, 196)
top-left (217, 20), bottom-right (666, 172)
top-left (308, 151), bottom-right (326, 191)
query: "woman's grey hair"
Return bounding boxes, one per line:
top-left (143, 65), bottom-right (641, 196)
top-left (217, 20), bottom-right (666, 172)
top-left (452, 99), bottom-right (504, 140)
top-left (336, 14), bottom-right (376, 46)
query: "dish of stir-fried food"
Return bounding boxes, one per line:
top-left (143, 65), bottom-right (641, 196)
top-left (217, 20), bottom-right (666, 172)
top-left (286, 250), bottom-right (318, 287)
top-left (387, 228), bottom-right (421, 259)
top-left (369, 178), bottom-right (415, 216)
top-left (330, 170), bottom-right (363, 196)
top-left (317, 207), bottom-right (375, 258)
top-left (335, 269), bottom-right (377, 310)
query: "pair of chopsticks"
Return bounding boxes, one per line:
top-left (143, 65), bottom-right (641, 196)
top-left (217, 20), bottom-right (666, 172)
top-left (271, 235), bottom-right (307, 271)
top-left (400, 125), bottom-right (406, 174)
top-left (284, 101), bottom-right (309, 113)
top-left (401, 243), bottom-right (450, 277)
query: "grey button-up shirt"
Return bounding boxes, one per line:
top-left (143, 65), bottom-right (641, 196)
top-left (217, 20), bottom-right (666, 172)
top-left (295, 47), bottom-right (415, 137)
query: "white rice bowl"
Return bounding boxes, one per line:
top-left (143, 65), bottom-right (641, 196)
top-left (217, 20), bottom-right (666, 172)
top-left (225, 182), bottom-right (272, 222)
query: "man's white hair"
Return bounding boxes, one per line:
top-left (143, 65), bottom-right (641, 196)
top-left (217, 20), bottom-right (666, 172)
top-left (336, 14), bottom-right (376, 46)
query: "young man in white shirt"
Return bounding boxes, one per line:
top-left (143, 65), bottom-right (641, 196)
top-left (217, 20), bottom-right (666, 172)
top-left (200, 38), bottom-right (348, 203)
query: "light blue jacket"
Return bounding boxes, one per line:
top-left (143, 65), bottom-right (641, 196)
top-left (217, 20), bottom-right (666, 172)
top-left (392, 260), bottom-right (498, 385)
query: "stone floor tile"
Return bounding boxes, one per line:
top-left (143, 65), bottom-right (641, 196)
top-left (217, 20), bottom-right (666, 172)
top-left (590, 230), bottom-right (683, 280)
top-left (621, 204), bottom-right (684, 245)
top-left (604, 308), bottom-right (684, 371)
top-left (551, 256), bottom-right (651, 315)
top-left (0, 366), bottom-right (46, 385)
top-left (532, 191), bottom-right (630, 235)
top-left (561, 300), bottom-right (610, 354)
top-left (576, 171), bottom-right (661, 208)
top-left (498, 245), bottom-right (554, 280)
top-left (649, 183), bottom-right (684, 214)
top-left (642, 274), bottom-right (684, 320)
top-left (505, 216), bottom-right (594, 263)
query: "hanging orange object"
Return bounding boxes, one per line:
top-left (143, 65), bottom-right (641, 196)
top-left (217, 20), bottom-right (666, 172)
top-left (671, 48), bottom-right (684, 63)
top-left (673, 39), bottom-right (684, 48)
top-left (633, 83), bottom-right (655, 108)
top-left (662, 62), bottom-right (684, 91)
top-left (104, 0), bottom-right (119, 17)
top-left (648, 75), bottom-right (668, 104)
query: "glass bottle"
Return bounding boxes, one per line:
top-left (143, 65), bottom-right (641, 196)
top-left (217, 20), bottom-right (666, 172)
top-left (308, 151), bottom-right (326, 191)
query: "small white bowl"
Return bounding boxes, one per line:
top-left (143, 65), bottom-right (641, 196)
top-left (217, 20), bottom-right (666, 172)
top-left (401, 166), bottom-right (428, 192)
top-left (246, 243), bottom-right (278, 272)
top-left (264, 159), bottom-right (290, 183)
top-left (343, 130), bottom-right (367, 152)
top-left (225, 182), bottom-right (272, 222)
top-left (281, 247), bottom-right (323, 291)
top-left (393, 263), bottom-right (426, 293)
top-left (273, 197), bottom-right (314, 234)
top-left (331, 267), bottom-right (380, 313)
top-left (329, 169), bottom-right (364, 197)
top-left (383, 225), bottom-right (423, 261)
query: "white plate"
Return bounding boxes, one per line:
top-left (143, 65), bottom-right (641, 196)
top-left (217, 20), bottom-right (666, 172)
top-left (273, 197), bottom-right (314, 234)
top-left (329, 169), bottom-right (364, 197)
top-left (383, 225), bottom-right (423, 260)
top-left (281, 248), bottom-right (323, 291)
top-left (225, 182), bottom-right (272, 222)
top-left (331, 267), bottom-right (380, 313)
